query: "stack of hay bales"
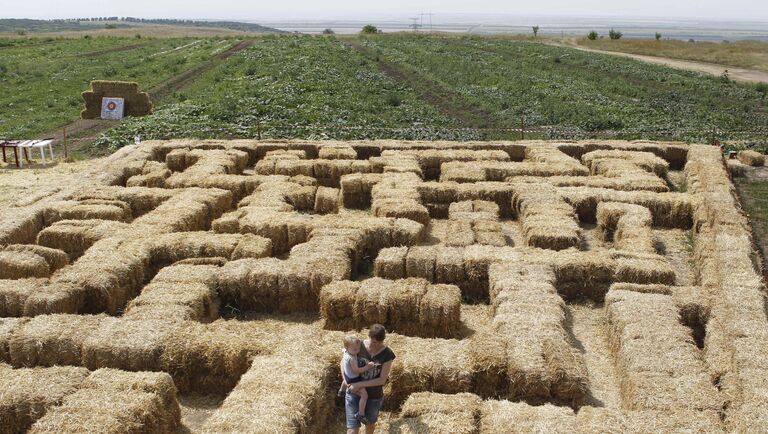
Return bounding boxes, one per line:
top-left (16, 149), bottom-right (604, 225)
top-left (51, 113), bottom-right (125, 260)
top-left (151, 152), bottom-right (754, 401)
top-left (605, 289), bottom-right (721, 413)
top-left (80, 80), bottom-right (152, 119)
top-left (737, 149), bottom-right (764, 166)
top-left (0, 364), bottom-right (89, 433)
top-left (488, 261), bottom-right (589, 406)
top-left (320, 278), bottom-right (461, 338)
top-left (0, 244), bottom-right (68, 279)
top-left (132, 187), bottom-right (232, 232)
top-left (318, 144), bottom-right (357, 160)
top-left (582, 149), bottom-right (669, 178)
top-left (201, 349), bottom-right (334, 433)
top-left (446, 200), bottom-right (506, 247)
top-left (374, 245), bottom-right (517, 302)
top-left (389, 392), bottom-right (482, 433)
top-left (340, 173), bottom-right (384, 208)
top-left (685, 145), bottom-right (768, 431)
top-left (29, 368), bottom-right (180, 433)
top-left (163, 149), bottom-right (253, 200)
top-left (8, 314), bottom-right (103, 367)
top-left (125, 161), bottom-right (171, 188)
top-left (371, 172), bottom-right (430, 226)
top-left (559, 187), bottom-right (694, 228)
top-left (42, 199), bottom-right (133, 224)
top-left (379, 148), bottom-right (509, 180)
top-left (123, 264), bottom-right (220, 322)
top-left (479, 400), bottom-right (724, 433)
top-left (37, 219), bottom-right (129, 259)
top-left (596, 202), bottom-right (655, 253)
top-left (512, 183), bottom-right (581, 250)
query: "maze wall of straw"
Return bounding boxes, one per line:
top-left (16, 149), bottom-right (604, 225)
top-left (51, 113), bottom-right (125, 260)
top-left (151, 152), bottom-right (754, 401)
top-left (0, 138), bottom-right (766, 432)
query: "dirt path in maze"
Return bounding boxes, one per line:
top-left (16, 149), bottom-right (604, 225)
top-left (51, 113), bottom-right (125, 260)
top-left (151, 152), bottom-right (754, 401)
top-left (343, 40), bottom-right (496, 129)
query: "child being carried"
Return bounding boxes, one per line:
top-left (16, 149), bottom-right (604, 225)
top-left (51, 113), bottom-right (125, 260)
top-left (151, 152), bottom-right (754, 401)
top-left (338, 335), bottom-right (376, 424)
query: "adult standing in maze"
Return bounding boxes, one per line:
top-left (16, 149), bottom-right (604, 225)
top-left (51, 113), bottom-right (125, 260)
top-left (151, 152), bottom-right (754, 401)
top-left (346, 324), bottom-right (396, 434)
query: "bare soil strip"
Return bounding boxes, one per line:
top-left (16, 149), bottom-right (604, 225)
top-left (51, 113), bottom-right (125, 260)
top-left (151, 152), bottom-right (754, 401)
top-left (551, 41), bottom-right (768, 84)
top-left (79, 42), bottom-right (149, 58)
top-left (343, 40), bottom-right (495, 128)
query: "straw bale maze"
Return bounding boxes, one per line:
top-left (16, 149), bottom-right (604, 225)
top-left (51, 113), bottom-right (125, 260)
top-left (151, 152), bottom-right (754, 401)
top-left (1, 139), bottom-right (766, 433)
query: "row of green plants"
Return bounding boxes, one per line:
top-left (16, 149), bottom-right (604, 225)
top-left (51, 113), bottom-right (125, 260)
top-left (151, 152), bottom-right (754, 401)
top-left (94, 35), bottom-right (476, 150)
top-left (356, 34), bottom-right (768, 146)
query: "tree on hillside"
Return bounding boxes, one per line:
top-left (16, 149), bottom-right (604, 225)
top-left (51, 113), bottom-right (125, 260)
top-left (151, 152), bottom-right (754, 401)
top-left (322, 28), bottom-right (335, 35)
top-left (608, 29), bottom-right (623, 40)
top-left (532, 26), bottom-right (539, 37)
top-left (655, 32), bottom-right (662, 41)
top-left (587, 30), bottom-right (598, 40)
top-left (361, 25), bottom-right (379, 34)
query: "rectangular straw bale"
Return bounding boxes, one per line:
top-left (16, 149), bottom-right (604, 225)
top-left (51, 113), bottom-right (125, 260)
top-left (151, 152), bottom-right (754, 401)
top-left (319, 145), bottom-right (357, 160)
top-left (353, 278), bottom-right (392, 325)
top-left (201, 353), bottom-right (333, 433)
top-left (277, 262), bottom-right (317, 313)
top-left (575, 406), bottom-right (723, 433)
top-left (9, 314), bottom-right (103, 367)
top-left (231, 233), bottom-right (272, 260)
top-left (36, 219), bottom-right (127, 259)
top-left (553, 250), bottom-right (615, 300)
top-left (388, 279), bottom-right (430, 330)
top-left (386, 335), bottom-right (473, 409)
top-left (218, 258), bottom-right (280, 311)
top-left (479, 400), bottom-right (577, 434)
top-left (0, 250), bottom-right (51, 279)
top-left (314, 186), bottom-right (340, 213)
top-left (435, 246), bottom-right (466, 285)
top-left (469, 331), bottom-right (508, 398)
top-left (0, 365), bottom-right (90, 434)
top-left (374, 246), bottom-right (408, 279)
top-left (28, 380), bottom-right (178, 434)
top-left (391, 392), bottom-right (482, 434)
top-left (0, 318), bottom-right (27, 363)
top-left (445, 220), bottom-right (475, 246)
top-left (319, 280), bottom-right (360, 331)
top-left (82, 318), bottom-right (179, 372)
top-left (161, 320), bottom-right (269, 394)
top-left (3, 245), bottom-right (69, 271)
top-left (737, 150), bottom-right (764, 166)
top-left (124, 280), bottom-right (218, 323)
top-left (0, 279), bottom-right (39, 317)
top-left (612, 252), bottom-right (675, 285)
top-left (406, 246), bottom-right (437, 281)
top-left (419, 284), bottom-right (461, 337)
top-left (604, 289), bottom-right (721, 412)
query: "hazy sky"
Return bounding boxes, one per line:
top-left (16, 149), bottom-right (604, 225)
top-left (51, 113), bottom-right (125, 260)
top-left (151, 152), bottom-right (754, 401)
top-left (3, 0), bottom-right (767, 22)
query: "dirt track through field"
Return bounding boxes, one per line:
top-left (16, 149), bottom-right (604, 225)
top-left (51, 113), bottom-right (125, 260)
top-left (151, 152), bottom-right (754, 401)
top-left (552, 42), bottom-right (768, 84)
top-left (343, 40), bottom-right (495, 128)
top-left (79, 43), bottom-right (149, 58)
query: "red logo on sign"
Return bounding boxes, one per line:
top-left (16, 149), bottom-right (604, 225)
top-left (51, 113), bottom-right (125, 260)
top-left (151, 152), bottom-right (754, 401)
top-left (107, 101), bottom-right (117, 110)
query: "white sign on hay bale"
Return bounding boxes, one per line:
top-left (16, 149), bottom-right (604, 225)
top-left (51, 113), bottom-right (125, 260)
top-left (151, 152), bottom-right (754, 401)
top-left (100, 97), bottom-right (125, 120)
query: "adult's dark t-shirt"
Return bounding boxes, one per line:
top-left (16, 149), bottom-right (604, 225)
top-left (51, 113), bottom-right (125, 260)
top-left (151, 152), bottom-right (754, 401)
top-left (357, 344), bottom-right (396, 399)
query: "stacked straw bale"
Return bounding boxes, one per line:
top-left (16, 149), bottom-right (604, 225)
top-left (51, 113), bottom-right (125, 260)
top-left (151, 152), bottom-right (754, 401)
top-left (380, 148), bottom-right (509, 180)
top-left (446, 201), bottom-right (506, 247)
top-left (596, 202), bottom-right (655, 253)
top-left (340, 173), bottom-right (383, 208)
top-left (9, 314), bottom-right (103, 367)
top-left (318, 144), bottom-right (357, 160)
top-left (320, 278), bottom-right (461, 338)
top-left (479, 400), bottom-right (724, 433)
top-left (385, 334), bottom-right (474, 409)
top-left (559, 187), bottom-right (693, 228)
top-left (132, 187), bottom-right (232, 232)
top-left (29, 368), bottom-right (180, 433)
top-left (512, 183), bottom-right (581, 250)
top-left (125, 161), bottom-right (171, 188)
top-left (0, 364), bottom-right (89, 433)
top-left (37, 220), bottom-right (128, 260)
top-left (123, 264), bottom-right (220, 322)
top-left (80, 80), bottom-right (152, 119)
top-left (390, 392), bottom-right (482, 433)
top-left (489, 261), bottom-right (589, 406)
top-left (737, 149), bottom-right (764, 166)
top-left (201, 351), bottom-right (334, 433)
top-left (42, 199), bottom-right (133, 224)
top-left (605, 289), bottom-right (721, 412)
top-left (371, 172), bottom-right (430, 226)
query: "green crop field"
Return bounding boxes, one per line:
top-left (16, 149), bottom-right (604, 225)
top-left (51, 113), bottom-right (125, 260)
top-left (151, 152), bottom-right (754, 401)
top-left (2, 33), bottom-right (767, 153)
top-left (0, 36), bottom-right (239, 138)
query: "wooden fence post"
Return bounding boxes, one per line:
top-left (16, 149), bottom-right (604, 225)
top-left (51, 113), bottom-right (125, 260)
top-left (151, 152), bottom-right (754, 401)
top-left (63, 128), bottom-right (68, 160)
top-left (520, 116), bottom-right (525, 140)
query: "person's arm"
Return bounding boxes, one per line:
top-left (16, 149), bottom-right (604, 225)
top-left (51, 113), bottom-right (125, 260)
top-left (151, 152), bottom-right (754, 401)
top-left (349, 358), bottom-right (375, 375)
top-left (348, 360), bottom-right (392, 391)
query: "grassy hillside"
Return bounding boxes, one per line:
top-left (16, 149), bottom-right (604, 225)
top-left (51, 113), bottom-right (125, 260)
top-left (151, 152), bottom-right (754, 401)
top-left (578, 38), bottom-right (768, 72)
top-left (0, 18), bottom-right (282, 35)
top-left (0, 37), bottom-right (238, 138)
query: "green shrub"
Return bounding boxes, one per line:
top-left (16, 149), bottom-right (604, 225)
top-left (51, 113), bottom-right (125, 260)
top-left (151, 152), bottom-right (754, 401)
top-left (361, 25), bottom-right (379, 34)
top-left (587, 31), bottom-right (598, 40)
top-left (655, 32), bottom-right (662, 41)
top-left (608, 29), bottom-right (622, 40)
